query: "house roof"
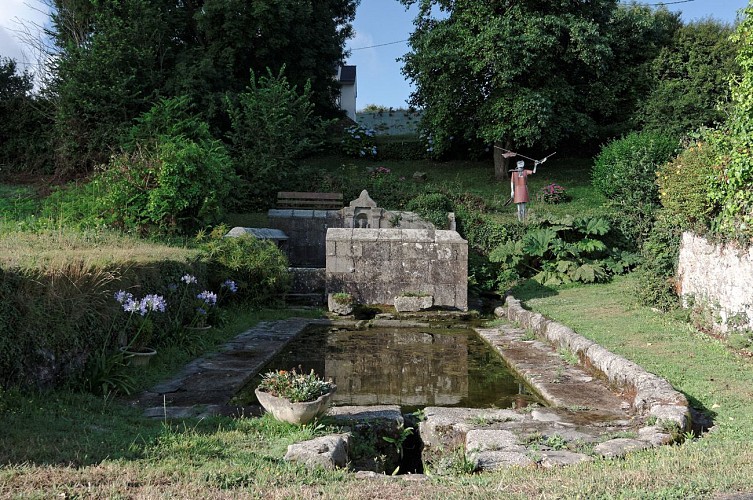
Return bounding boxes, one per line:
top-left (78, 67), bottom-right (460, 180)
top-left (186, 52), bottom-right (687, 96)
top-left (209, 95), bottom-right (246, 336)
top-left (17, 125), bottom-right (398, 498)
top-left (339, 65), bottom-right (356, 84)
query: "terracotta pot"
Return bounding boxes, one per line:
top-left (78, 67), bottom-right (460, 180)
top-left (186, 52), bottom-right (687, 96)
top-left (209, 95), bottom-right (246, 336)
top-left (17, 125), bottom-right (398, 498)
top-left (119, 346), bottom-right (157, 366)
top-left (255, 385), bottom-right (337, 425)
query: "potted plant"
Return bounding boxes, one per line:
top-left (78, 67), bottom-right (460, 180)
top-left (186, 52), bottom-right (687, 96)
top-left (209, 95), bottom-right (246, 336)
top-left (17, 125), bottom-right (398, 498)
top-left (254, 368), bottom-right (336, 424)
top-left (113, 290), bottom-right (167, 366)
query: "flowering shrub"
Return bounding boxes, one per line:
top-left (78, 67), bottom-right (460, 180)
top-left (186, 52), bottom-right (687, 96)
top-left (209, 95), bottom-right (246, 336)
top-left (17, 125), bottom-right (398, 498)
top-left (166, 274), bottom-right (235, 328)
top-left (114, 290), bottom-right (167, 349)
top-left (341, 125), bottom-right (377, 158)
top-left (257, 368), bottom-right (333, 403)
top-left (538, 183), bottom-right (568, 204)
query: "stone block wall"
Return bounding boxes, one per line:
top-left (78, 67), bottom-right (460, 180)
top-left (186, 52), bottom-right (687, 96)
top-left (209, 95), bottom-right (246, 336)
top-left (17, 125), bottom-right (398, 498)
top-left (677, 232), bottom-right (753, 333)
top-left (268, 209), bottom-right (344, 267)
top-left (325, 228), bottom-right (468, 310)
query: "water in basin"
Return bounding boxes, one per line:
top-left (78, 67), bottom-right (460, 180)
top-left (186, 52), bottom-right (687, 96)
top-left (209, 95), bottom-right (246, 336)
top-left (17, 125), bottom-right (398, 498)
top-left (237, 325), bottom-right (543, 411)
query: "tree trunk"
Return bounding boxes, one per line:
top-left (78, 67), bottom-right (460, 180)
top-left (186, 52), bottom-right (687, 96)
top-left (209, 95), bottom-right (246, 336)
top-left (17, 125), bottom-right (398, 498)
top-left (493, 139), bottom-right (512, 180)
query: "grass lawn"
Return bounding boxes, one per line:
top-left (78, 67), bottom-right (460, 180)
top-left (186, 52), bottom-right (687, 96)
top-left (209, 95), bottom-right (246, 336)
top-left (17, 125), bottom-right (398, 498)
top-left (2, 274), bottom-right (753, 498)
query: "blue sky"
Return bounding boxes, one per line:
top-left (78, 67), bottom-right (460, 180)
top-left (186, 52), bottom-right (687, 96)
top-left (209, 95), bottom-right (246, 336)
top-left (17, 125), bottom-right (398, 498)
top-left (347, 0), bottom-right (751, 110)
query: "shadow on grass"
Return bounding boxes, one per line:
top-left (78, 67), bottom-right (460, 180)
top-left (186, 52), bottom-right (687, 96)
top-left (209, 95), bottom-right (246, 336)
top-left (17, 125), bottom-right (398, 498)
top-left (509, 279), bottom-right (559, 302)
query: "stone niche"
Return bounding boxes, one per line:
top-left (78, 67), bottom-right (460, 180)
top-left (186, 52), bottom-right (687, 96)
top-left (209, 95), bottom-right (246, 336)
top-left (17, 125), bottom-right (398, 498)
top-left (326, 228), bottom-right (468, 311)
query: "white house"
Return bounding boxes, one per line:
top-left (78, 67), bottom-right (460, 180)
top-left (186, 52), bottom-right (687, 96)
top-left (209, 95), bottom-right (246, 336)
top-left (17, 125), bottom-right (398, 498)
top-left (336, 65), bottom-right (357, 120)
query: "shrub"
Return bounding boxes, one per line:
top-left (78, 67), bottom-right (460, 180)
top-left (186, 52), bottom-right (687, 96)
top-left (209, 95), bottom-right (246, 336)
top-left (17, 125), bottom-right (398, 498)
top-left (656, 132), bottom-right (720, 232)
top-left (197, 226), bottom-right (291, 306)
top-left (537, 183), bottom-right (569, 204)
top-left (634, 211), bottom-right (683, 311)
top-left (592, 130), bottom-right (679, 243)
top-left (226, 68), bottom-right (326, 209)
top-left (406, 193), bottom-right (454, 228)
top-left (341, 124), bottom-right (378, 158)
top-left (96, 136), bottom-right (234, 234)
top-left (373, 136), bottom-right (426, 161)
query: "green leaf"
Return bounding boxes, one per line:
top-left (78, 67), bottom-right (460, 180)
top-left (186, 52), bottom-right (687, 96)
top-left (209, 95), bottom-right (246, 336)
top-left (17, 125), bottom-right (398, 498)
top-left (522, 228), bottom-right (557, 257)
top-left (579, 217), bottom-right (610, 236)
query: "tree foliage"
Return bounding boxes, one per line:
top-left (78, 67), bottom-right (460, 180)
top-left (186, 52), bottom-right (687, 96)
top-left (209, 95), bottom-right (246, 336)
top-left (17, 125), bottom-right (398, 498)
top-left (0, 58), bottom-right (53, 174)
top-left (226, 69), bottom-right (326, 209)
top-left (45, 0), bottom-right (357, 175)
top-left (399, 0), bottom-right (676, 178)
top-left (640, 19), bottom-right (739, 137)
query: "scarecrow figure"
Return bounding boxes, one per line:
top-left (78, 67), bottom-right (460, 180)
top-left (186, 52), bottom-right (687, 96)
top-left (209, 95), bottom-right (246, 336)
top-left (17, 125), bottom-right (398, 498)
top-left (510, 159), bottom-right (537, 222)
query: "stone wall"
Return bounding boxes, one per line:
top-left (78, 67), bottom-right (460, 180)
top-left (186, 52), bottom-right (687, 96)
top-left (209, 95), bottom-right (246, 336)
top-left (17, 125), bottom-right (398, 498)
top-left (326, 228), bottom-right (468, 310)
top-left (677, 232), bottom-right (753, 333)
top-left (268, 209), bottom-right (343, 267)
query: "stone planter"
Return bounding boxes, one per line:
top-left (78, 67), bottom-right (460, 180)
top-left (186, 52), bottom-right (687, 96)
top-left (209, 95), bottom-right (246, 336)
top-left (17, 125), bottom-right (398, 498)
top-left (255, 386), bottom-right (337, 425)
top-left (119, 346), bottom-right (157, 367)
top-left (394, 294), bottom-right (433, 312)
top-left (328, 294), bottom-right (354, 316)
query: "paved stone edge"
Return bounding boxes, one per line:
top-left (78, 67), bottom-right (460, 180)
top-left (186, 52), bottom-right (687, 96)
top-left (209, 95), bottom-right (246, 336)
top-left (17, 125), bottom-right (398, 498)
top-left (498, 296), bottom-right (690, 431)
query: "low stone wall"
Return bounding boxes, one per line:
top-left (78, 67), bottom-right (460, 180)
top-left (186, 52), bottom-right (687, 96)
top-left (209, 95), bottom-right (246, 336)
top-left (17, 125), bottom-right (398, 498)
top-left (677, 232), bottom-right (753, 333)
top-left (502, 297), bottom-right (690, 430)
top-left (326, 228), bottom-right (468, 310)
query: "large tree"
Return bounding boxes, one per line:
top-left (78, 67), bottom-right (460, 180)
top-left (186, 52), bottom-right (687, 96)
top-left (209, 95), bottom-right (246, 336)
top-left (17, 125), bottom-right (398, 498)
top-left (639, 19), bottom-right (739, 137)
top-left (45, 0), bottom-right (357, 175)
top-left (400, 0), bottom-right (676, 178)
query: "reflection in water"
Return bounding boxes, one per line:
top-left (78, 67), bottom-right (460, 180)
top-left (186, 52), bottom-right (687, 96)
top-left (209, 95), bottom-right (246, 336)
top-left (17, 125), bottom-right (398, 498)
top-left (242, 326), bottom-right (542, 410)
top-left (325, 330), bottom-right (468, 406)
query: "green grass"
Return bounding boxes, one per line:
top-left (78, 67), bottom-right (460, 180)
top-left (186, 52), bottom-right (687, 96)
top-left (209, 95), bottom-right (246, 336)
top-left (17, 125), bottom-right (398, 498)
top-left (3, 156), bottom-right (752, 497)
top-left (3, 275), bottom-right (753, 498)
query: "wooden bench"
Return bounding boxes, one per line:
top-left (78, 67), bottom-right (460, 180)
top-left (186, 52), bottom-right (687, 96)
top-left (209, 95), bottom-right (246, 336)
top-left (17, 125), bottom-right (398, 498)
top-left (276, 191), bottom-right (344, 210)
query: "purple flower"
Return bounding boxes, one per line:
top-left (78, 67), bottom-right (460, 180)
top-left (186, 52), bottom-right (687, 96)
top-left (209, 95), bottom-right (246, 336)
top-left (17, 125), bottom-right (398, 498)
top-left (221, 279), bottom-right (238, 293)
top-left (114, 290), bottom-right (134, 304)
top-left (122, 299), bottom-right (140, 313)
top-left (140, 294), bottom-right (167, 315)
top-left (197, 291), bottom-right (217, 307)
top-left (181, 274), bottom-right (197, 285)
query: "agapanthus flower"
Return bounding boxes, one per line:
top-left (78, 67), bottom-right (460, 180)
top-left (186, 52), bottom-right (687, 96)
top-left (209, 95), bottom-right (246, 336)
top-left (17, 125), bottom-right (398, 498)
top-left (181, 274), bottom-right (197, 285)
top-left (197, 291), bottom-right (217, 307)
top-left (114, 290), bottom-right (134, 304)
top-left (221, 279), bottom-right (238, 293)
top-left (123, 299), bottom-right (141, 313)
top-left (140, 294), bottom-right (167, 315)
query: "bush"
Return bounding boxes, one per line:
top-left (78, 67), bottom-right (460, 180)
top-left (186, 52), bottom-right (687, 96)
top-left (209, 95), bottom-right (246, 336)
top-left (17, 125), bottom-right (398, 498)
top-left (340, 124), bottom-right (378, 158)
top-left (592, 131), bottom-right (679, 243)
top-left (197, 226), bottom-right (291, 306)
top-left (227, 68), bottom-right (326, 209)
top-left (406, 193), bottom-right (454, 228)
top-left (374, 136), bottom-right (426, 161)
top-left (96, 136), bottom-right (234, 234)
top-left (634, 211), bottom-right (683, 311)
top-left (656, 132), bottom-right (720, 232)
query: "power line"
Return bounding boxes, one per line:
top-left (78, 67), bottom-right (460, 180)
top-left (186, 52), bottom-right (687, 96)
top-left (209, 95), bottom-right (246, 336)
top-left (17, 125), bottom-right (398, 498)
top-left (350, 39), bottom-right (409, 51)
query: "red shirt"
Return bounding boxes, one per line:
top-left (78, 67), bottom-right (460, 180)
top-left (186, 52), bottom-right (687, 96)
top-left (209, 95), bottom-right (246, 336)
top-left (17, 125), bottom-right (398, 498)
top-left (512, 170), bottom-right (533, 203)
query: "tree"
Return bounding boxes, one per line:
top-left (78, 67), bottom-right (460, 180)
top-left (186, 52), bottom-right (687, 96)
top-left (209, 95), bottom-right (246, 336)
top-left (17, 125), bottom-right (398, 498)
top-left (639, 19), bottom-right (739, 137)
top-left (0, 57), bottom-right (53, 173)
top-left (226, 68), bottom-right (326, 209)
top-left (47, 0), bottom-right (172, 174)
top-left (45, 0), bottom-right (358, 175)
top-left (400, 1), bottom-right (676, 178)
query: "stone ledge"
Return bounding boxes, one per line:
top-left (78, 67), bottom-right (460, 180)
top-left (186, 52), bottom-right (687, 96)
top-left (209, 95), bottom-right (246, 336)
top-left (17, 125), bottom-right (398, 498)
top-left (501, 296), bottom-right (690, 432)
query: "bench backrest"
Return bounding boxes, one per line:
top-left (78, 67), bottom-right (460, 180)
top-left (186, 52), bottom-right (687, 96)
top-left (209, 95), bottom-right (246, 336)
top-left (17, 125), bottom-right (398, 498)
top-left (277, 191), bottom-right (344, 210)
